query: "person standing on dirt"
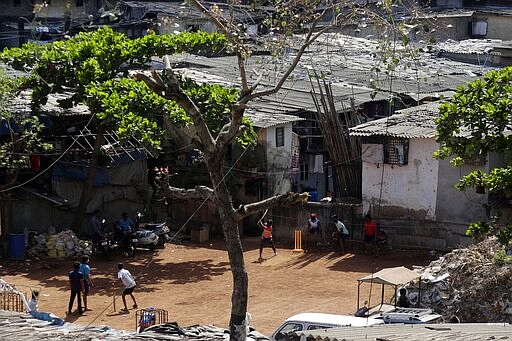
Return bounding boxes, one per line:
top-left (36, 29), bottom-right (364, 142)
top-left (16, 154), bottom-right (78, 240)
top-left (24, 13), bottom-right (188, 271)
top-left (331, 215), bottom-right (350, 254)
top-left (113, 263), bottom-right (138, 312)
top-left (79, 255), bottom-right (93, 311)
top-left (68, 261), bottom-right (85, 315)
top-left (258, 219), bottom-right (276, 262)
top-left (90, 210), bottom-right (103, 246)
top-left (362, 214), bottom-right (378, 253)
top-left (306, 212), bottom-right (324, 247)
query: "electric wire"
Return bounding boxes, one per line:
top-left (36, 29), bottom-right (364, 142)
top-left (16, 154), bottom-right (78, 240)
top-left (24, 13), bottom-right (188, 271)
top-left (76, 142), bottom-right (252, 333)
top-left (0, 114), bottom-right (95, 193)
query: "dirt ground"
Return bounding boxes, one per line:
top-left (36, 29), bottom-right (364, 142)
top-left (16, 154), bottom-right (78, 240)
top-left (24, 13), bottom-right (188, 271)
top-left (0, 237), bottom-right (431, 336)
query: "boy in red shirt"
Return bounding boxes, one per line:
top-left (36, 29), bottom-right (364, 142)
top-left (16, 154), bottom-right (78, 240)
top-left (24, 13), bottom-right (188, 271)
top-left (363, 214), bottom-right (378, 253)
top-left (258, 219), bottom-right (276, 262)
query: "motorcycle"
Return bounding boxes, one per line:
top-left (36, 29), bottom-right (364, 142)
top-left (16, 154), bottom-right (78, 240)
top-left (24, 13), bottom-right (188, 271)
top-left (135, 212), bottom-right (170, 249)
top-left (94, 231), bottom-right (114, 260)
top-left (113, 227), bottom-right (136, 257)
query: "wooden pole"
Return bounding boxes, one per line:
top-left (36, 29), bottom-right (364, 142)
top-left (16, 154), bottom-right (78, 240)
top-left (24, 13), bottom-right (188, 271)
top-left (113, 288), bottom-right (116, 311)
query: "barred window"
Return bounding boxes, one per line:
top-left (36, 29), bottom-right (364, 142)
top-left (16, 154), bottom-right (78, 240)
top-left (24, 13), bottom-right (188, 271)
top-left (275, 127), bottom-right (284, 147)
top-left (362, 136), bottom-right (409, 166)
top-left (384, 138), bottom-right (408, 165)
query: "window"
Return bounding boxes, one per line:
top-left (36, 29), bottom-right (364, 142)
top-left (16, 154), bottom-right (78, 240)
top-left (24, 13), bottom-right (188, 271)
top-left (383, 138), bottom-right (408, 165)
top-left (300, 162), bottom-right (309, 180)
top-left (308, 324), bottom-right (334, 330)
top-left (362, 136), bottom-right (409, 166)
top-left (274, 323), bottom-right (303, 341)
top-left (275, 127), bottom-right (284, 147)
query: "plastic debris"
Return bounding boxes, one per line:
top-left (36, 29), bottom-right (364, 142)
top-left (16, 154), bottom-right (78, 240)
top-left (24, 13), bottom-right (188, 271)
top-left (408, 237), bottom-right (512, 323)
top-left (27, 229), bottom-right (92, 259)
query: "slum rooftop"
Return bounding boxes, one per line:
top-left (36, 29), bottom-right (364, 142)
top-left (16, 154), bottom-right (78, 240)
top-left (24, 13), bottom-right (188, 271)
top-left (350, 101), bottom-right (443, 139)
top-left (0, 310), bottom-right (268, 341)
top-left (166, 33), bottom-right (496, 115)
top-left (298, 322), bottom-right (512, 341)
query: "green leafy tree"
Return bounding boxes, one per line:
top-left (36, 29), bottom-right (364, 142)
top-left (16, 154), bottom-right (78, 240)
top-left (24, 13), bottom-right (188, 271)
top-left (1, 25), bottom-right (308, 338)
top-left (2, 0), bottom-right (409, 337)
top-left (2, 27), bottom-right (231, 232)
top-left (435, 66), bottom-right (512, 245)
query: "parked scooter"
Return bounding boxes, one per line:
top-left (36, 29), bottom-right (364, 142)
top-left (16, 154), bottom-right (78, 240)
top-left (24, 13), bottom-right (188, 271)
top-left (135, 212), bottom-right (170, 248)
top-left (131, 228), bottom-right (159, 251)
top-left (114, 212), bottom-right (160, 252)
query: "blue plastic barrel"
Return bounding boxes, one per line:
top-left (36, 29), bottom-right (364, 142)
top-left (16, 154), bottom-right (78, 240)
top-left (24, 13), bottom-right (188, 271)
top-left (8, 233), bottom-right (25, 260)
top-left (310, 191), bottom-right (318, 202)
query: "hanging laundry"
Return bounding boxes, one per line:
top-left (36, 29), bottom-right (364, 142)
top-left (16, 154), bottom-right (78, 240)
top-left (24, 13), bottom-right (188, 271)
top-left (313, 154), bottom-right (324, 173)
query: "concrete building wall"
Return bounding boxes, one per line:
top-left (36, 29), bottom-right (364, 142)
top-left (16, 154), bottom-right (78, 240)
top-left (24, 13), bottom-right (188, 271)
top-left (0, 1), bottom-right (33, 17)
top-left (265, 123), bottom-right (294, 195)
top-left (435, 0), bottom-right (464, 8)
top-left (478, 14), bottom-right (512, 40)
top-left (435, 158), bottom-right (489, 224)
top-left (158, 15), bottom-right (217, 35)
top-left (33, 0), bottom-right (100, 20)
top-left (362, 138), bottom-right (439, 220)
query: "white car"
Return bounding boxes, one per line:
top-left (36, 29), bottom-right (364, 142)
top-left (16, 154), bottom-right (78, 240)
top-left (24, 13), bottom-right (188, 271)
top-left (269, 312), bottom-right (384, 341)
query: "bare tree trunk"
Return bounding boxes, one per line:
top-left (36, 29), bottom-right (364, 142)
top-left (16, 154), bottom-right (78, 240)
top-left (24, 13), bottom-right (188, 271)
top-left (207, 157), bottom-right (248, 340)
top-left (70, 119), bottom-right (105, 234)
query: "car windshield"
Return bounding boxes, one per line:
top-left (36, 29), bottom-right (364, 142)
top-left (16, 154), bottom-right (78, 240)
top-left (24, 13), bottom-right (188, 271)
top-left (275, 322), bottom-right (303, 340)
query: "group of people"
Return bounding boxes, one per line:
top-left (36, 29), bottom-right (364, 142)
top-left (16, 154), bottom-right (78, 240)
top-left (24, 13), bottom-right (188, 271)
top-left (257, 211), bottom-right (388, 259)
top-left (90, 210), bottom-right (135, 241)
top-left (67, 256), bottom-right (138, 315)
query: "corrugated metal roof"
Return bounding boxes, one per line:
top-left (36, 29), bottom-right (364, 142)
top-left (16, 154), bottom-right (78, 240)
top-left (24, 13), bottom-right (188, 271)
top-left (119, 1), bottom-right (269, 21)
top-left (245, 112), bottom-right (304, 128)
top-left (0, 310), bottom-right (268, 340)
top-left (166, 31), bottom-right (492, 114)
top-left (350, 101), bottom-right (441, 139)
top-left (297, 322), bottom-right (512, 341)
top-left (8, 91), bottom-right (90, 117)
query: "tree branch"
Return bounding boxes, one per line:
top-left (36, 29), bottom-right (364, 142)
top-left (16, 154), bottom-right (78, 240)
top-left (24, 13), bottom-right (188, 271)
top-left (234, 192), bottom-right (310, 221)
top-left (159, 184), bottom-right (214, 201)
top-left (188, 0), bottom-right (249, 93)
top-left (242, 8), bottom-right (333, 104)
top-left (134, 59), bottom-right (217, 155)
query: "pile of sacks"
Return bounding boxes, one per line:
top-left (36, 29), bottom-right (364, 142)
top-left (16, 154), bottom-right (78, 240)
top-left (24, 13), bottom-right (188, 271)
top-left (410, 237), bottom-right (512, 323)
top-left (27, 233), bottom-right (47, 257)
top-left (28, 229), bottom-right (92, 259)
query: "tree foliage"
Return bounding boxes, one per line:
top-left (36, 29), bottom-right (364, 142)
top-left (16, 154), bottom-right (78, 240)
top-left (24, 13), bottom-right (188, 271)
top-left (435, 66), bottom-right (512, 245)
top-left (0, 68), bottom-right (52, 188)
top-left (1, 27), bottom-right (241, 147)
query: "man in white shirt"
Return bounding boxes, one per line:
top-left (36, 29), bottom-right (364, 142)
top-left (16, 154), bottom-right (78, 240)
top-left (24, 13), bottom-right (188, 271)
top-left (114, 263), bottom-right (138, 312)
top-left (331, 214), bottom-right (350, 254)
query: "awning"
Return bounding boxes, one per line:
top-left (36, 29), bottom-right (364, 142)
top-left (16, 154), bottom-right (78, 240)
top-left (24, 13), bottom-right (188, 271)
top-left (358, 266), bottom-right (420, 286)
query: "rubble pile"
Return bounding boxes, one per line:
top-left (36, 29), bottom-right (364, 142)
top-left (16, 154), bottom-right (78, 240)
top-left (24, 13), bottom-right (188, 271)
top-left (413, 237), bottom-right (512, 323)
top-left (28, 230), bottom-right (92, 259)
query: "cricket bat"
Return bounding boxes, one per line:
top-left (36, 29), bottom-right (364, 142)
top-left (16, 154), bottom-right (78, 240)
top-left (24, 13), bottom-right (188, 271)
top-left (113, 289), bottom-right (116, 311)
top-left (258, 209), bottom-right (268, 225)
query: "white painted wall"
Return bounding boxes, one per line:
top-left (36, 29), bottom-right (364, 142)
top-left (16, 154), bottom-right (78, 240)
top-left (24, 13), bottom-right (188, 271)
top-left (264, 123), bottom-right (294, 195)
top-left (362, 138), bottom-right (439, 219)
top-left (34, 0), bottom-right (98, 20)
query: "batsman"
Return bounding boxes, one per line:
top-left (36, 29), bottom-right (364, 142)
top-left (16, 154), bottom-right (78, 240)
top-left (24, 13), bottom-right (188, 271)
top-left (258, 209), bottom-right (277, 263)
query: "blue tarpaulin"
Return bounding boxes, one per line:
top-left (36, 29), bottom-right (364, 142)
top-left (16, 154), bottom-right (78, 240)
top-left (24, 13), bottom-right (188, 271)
top-left (52, 162), bottom-right (109, 187)
top-left (0, 116), bottom-right (53, 135)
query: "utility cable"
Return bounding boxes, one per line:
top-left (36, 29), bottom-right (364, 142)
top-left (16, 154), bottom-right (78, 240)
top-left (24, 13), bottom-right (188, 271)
top-left (78, 142), bottom-right (252, 333)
